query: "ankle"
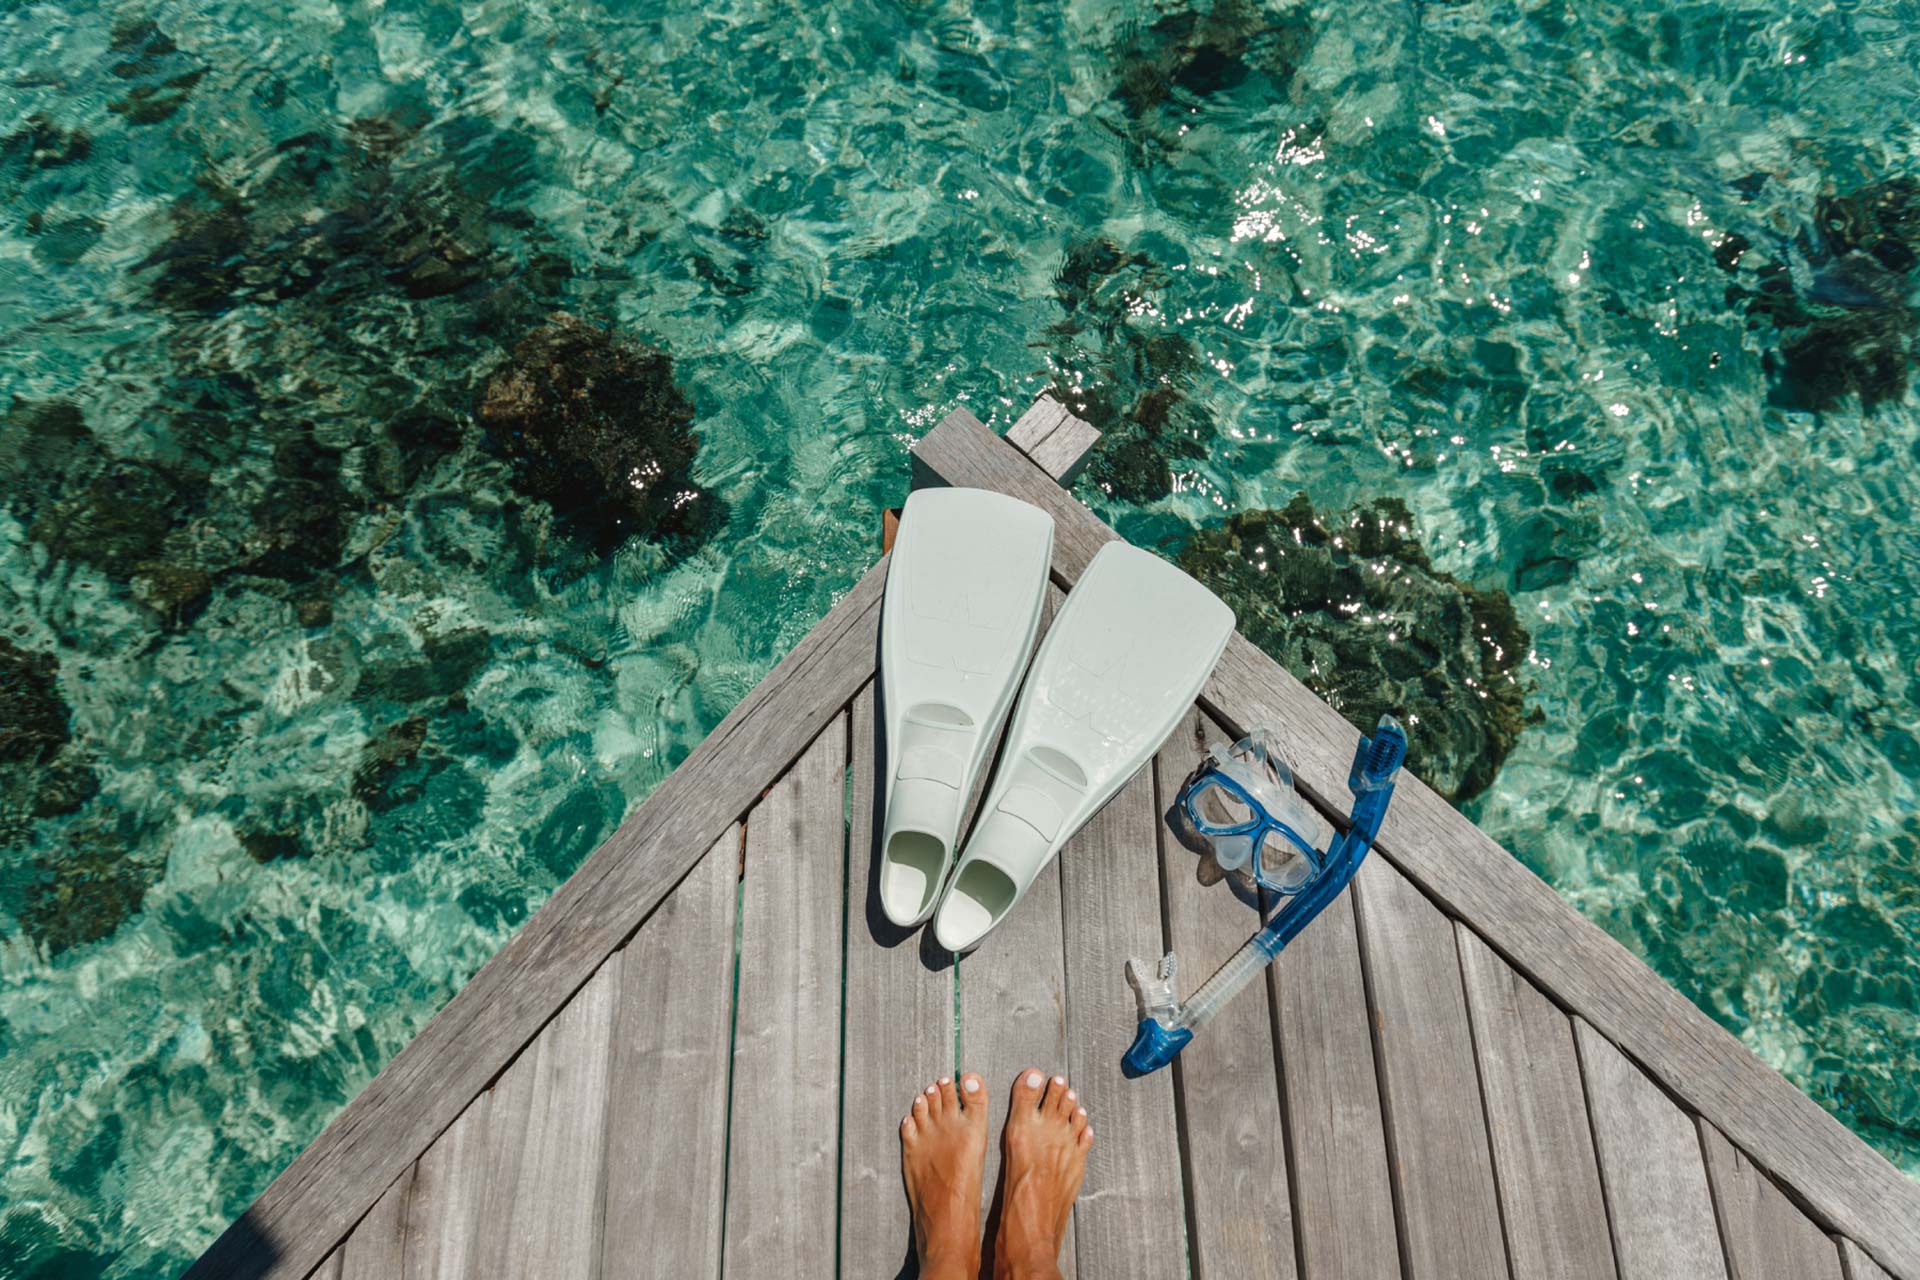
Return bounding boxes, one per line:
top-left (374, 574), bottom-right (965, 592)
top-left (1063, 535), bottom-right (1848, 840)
top-left (919, 1241), bottom-right (980, 1280)
top-left (993, 1237), bottom-right (1064, 1280)
top-left (996, 1249), bottom-right (1064, 1280)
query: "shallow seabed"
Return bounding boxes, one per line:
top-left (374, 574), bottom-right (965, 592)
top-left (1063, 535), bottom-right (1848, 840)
top-left (1, 0), bottom-right (1917, 1273)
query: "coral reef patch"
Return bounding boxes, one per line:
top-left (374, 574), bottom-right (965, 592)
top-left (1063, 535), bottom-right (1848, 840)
top-left (0, 642), bottom-right (125, 951)
top-left (1177, 494), bottom-right (1535, 800)
top-left (1720, 175), bottom-right (1919, 412)
top-left (1043, 236), bottom-right (1214, 504)
top-left (1106, 0), bottom-right (1311, 159)
top-left (0, 640), bottom-right (100, 845)
top-left (480, 313), bottom-right (723, 550)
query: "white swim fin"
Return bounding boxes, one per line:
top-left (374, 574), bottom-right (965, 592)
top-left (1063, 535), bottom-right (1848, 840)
top-left (932, 542), bottom-right (1235, 953)
top-left (878, 488), bottom-right (1054, 927)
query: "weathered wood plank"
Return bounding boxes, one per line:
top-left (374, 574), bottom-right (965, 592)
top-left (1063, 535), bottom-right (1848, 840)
top-left (309, 1250), bottom-right (341, 1280)
top-left (601, 825), bottom-right (740, 1280)
top-left (1838, 1238), bottom-right (1896, 1280)
top-left (188, 560), bottom-right (885, 1280)
top-left (337, 1167), bottom-right (412, 1280)
top-left (1060, 761), bottom-right (1188, 1280)
top-left (956, 836), bottom-right (1077, 1279)
top-left (471, 958), bottom-right (619, 1278)
top-left (723, 716), bottom-right (848, 1276)
top-left (1350, 857), bottom-right (1508, 1279)
top-left (1456, 925), bottom-right (1616, 1280)
top-left (842, 684), bottom-right (954, 1280)
top-left (1005, 394), bottom-right (1070, 453)
top-left (1577, 1019), bottom-right (1729, 1280)
top-left (1028, 414), bottom-right (1101, 486)
top-left (1700, 1120), bottom-right (1844, 1280)
top-left (396, 1097), bottom-right (485, 1279)
top-left (469, 1032), bottom-right (538, 1271)
top-left (911, 406), bottom-right (1920, 1279)
top-left (1003, 393), bottom-right (1099, 485)
top-left (1269, 891), bottom-right (1400, 1280)
top-left (398, 1098), bottom-right (486, 1280)
top-left (955, 588), bottom-right (1077, 1277)
top-left (1155, 707), bottom-right (1296, 1280)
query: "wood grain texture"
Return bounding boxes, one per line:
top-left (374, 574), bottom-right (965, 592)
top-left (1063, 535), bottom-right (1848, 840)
top-left (956, 840), bottom-right (1077, 1279)
top-left (600, 826), bottom-right (740, 1280)
top-left (1839, 1239), bottom-right (1897, 1280)
top-left (337, 1167), bottom-right (411, 1280)
top-left (1059, 762), bottom-right (1188, 1280)
top-left (1005, 395), bottom-right (1070, 453)
top-left (1003, 392), bottom-right (1099, 485)
top-left (1155, 707), bottom-right (1296, 1280)
top-left (722, 716), bottom-right (848, 1277)
top-left (1577, 1019), bottom-right (1729, 1280)
top-left (954, 588), bottom-right (1078, 1277)
top-left (911, 405), bottom-right (1920, 1279)
top-left (398, 1097), bottom-right (487, 1279)
top-left (187, 560), bottom-right (885, 1280)
top-left (308, 1251), bottom-right (341, 1280)
top-left (1028, 415), bottom-right (1101, 486)
top-left (1456, 925), bottom-right (1616, 1280)
top-left (471, 958), bottom-right (618, 1279)
top-left (1270, 891), bottom-right (1400, 1280)
top-left (1350, 857), bottom-right (1508, 1279)
top-left (1700, 1120), bottom-right (1844, 1280)
top-left (842, 684), bottom-right (955, 1280)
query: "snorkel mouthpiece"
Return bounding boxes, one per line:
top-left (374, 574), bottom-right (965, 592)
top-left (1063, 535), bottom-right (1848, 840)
top-left (1124, 1016), bottom-right (1194, 1076)
top-left (1126, 714), bottom-right (1408, 1074)
top-left (1123, 954), bottom-right (1194, 1075)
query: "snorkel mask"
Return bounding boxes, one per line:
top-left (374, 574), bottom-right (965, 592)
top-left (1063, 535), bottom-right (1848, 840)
top-left (1127, 713), bottom-right (1408, 1077)
top-left (1173, 728), bottom-right (1333, 896)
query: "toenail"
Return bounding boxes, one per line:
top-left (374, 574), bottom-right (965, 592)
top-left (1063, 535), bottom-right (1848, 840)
top-left (925, 1085), bottom-right (937, 1095)
top-left (939, 1077), bottom-right (951, 1085)
top-left (963, 1078), bottom-right (979, 1093)
top-left (1026, 1071), bottom-right (1043, 1088)
top-left (1053, 1075), bottom-right (1065, 1085)
top-left (1076, 1106), bottom-right (1087, 1116)
top-left (1066, 1090), bottom-right (1076, 1101)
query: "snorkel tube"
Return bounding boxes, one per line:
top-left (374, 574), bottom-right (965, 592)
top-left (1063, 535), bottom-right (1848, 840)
top-left (1124, 715), bottom-right (1408, 1076)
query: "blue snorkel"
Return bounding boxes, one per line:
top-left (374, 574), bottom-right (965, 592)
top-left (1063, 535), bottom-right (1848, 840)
top-left (1124, 714), bottom-right (1408, 1075)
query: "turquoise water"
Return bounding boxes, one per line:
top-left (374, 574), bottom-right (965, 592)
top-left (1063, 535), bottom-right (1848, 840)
top-left (2, 0), bottom-right (1917, 1273)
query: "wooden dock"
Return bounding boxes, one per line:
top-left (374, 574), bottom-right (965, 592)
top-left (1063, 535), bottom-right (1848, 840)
top-left (186, 397), bottom-right (1920, 1280)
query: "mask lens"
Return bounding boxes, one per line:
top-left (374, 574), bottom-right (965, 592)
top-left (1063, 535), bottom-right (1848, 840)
top-left (1192, 779), bottom-right (1255, 831)
top-left (1211, 831), bottom-right (1256, 872)
top-left (1260, 838), bottom-right (1315, 891)
top-left (1257, 824), bottom-right (1323, 894)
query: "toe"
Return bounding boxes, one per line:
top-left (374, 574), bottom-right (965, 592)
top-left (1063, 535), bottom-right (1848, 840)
top-left (958, 1072), bottom-right (988, 1124)
top-left (1070, 1104), bottom-right (1088, 1135)
top-left (936, 1076), bottom-right (958, 1115)
top-left (901, 1114), bottom-right (917, 1143)
top-left (1045, 1074), bottom-right (1073, 1117)
top-left (912, 1093), bottom-right (931, 1125)
top-left (1011, 1067), bottom-right (1046, 1112)
top-left (1079, 1124), bottom-right (1094, 1150)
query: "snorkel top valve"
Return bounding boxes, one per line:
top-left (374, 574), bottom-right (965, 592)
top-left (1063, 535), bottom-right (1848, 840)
top-left (1345, 714), bottom-right (1407, 844)
top-left (1124, 714), bottom-right (1408, 1076)
top-left (1353, 714), bottom-right (1408, 791)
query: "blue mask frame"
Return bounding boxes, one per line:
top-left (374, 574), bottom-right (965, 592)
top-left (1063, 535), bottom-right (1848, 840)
top-left (1178, 769), bottom-right (1325, 895)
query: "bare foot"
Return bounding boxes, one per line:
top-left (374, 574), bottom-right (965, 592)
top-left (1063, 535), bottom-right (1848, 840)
top-left (902, 1073), bottom-right (990, 1280)
top-left (994, 1069), bottom-right (1091, 1280)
